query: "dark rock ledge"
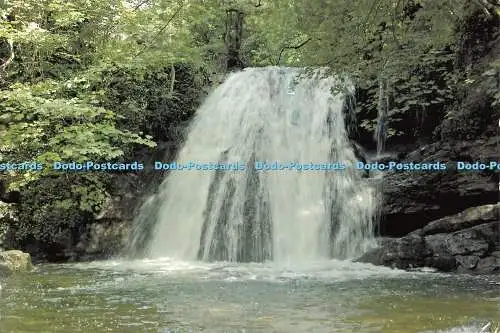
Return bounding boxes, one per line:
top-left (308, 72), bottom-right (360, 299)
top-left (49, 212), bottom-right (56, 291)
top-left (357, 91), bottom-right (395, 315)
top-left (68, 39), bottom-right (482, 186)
top-left (357, 203), bottom-right (500, 274)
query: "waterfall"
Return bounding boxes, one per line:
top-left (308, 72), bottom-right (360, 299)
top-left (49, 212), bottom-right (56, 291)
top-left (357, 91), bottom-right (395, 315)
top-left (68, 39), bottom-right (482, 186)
top-left (128, 67), bottom-right (379, 262)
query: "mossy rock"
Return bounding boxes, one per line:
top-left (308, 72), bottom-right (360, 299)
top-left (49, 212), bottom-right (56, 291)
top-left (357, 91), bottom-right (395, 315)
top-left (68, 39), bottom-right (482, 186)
top-left (0, 250), bottom-right (33, 277)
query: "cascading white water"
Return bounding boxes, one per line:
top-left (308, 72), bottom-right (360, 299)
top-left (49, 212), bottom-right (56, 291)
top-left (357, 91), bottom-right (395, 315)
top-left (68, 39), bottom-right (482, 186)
top-left (129, 67), bottom-right (379, 262)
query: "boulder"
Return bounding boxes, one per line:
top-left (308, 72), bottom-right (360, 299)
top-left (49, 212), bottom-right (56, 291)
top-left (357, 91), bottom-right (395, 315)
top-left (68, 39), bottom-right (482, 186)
top-left (0, 250), bottom-right (33, 277)
top-left (356, 233), bottom-right (427, 269)
top-left (358, 204), bottom-right (500, 274)
top-left (418, 204), bottom-right (499, 236)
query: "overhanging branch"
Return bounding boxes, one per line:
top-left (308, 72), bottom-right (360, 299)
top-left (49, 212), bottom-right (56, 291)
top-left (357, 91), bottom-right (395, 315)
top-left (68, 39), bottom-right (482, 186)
top-left (134, 3), bottom-right (184, 58)
top-left (133, 0), bottom-right (150, 10)
top-left (276, 37), bottom-right (311, 65)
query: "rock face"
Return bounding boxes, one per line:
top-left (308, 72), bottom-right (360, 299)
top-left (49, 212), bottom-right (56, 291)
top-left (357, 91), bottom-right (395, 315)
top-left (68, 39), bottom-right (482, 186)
top-left (358, 204), bottom-right (500, 274)
top-left (359, 13), bottom-right (500, 238)
top-left (0, 250), bottom-right (33, 277)
top-left (379, 136), bottom-right (499, 237)
top-left (355, 22), bottom-right (500, 274)
top-left (74, 221), bottom-right (129, 261)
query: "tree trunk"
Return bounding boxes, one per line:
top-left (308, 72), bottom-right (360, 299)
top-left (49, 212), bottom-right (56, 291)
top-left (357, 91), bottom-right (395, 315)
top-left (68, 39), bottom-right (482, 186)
top-left (224, 9), bottom-right (244, 72)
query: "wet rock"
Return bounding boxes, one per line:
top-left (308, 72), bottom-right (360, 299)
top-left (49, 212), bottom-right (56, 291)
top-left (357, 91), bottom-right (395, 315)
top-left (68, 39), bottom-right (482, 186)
top-left (424, 234), bottom-right (450, 256)
top-left (424, 255), bottom-right (457, 272)
top-left (446, 226), bottom-right (492, 256)
top-left (0, 250), bottom-right (33, 277)
top-left (358, 204), bottom-right (500, 274)
top-left (75, 221), bottom-right (130, 260)
top-left (421, 204), bottom-right (499, 236)
top-left (476, 256), bottom-right (500, 273)
top-left (455, 255), bottom-right (480, 270)
top-left (356, 234), bottom-right (426, 269)
top-left (379, 136), bottom-right (499, 237)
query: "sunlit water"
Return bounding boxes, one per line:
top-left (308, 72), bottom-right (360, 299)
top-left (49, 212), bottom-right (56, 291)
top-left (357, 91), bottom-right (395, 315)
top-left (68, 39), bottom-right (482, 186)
top-left (1, 259), bottom-right (499, 333)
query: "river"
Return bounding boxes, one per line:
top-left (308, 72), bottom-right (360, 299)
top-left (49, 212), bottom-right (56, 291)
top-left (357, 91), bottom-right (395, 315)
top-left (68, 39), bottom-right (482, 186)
top-left (1, 259), bottom-right (499, 332)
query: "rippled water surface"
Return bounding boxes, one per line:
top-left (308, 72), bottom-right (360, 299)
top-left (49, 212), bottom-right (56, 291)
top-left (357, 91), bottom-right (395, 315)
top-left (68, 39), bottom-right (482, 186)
top-left (0, 259), bottom-right (499, 333)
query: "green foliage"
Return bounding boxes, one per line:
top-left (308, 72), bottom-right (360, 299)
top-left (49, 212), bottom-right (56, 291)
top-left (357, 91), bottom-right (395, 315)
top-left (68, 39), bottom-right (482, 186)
top-left (100, 64), bottom-right (202, 143)
top-left (0, 0), bottom-right (207, 247)
top-left (9, 175), bottom-right (103, 244)
top-left (0, 80), bottom-right (156, 191)
top-left (357, 49), bottom-right (456, 138)
top-left (237, 0), bottom-right (495, 139)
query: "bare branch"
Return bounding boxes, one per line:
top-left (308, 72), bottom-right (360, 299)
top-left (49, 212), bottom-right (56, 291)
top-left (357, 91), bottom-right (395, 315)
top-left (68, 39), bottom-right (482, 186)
top-left (133, 0), bottom-right (151, 10)
top-left (134, 3), bottom-right (184, 58)
top-left (276, 37), bottom-right (312, 65)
